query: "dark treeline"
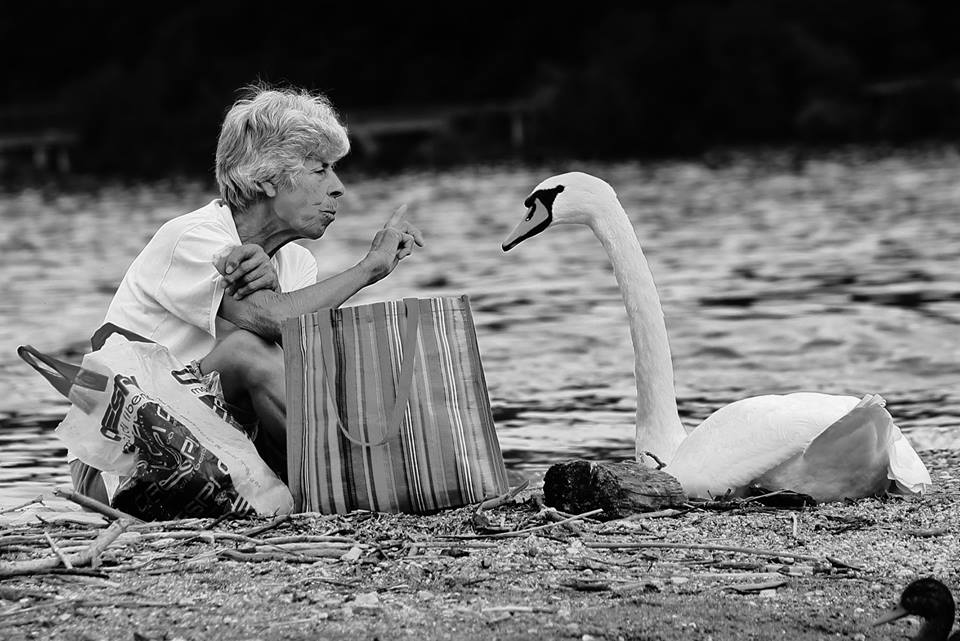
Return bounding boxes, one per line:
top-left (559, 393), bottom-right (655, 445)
top-left (3, 1), bottom-right (960, 177)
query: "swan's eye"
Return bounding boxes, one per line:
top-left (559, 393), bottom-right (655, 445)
top-left (524, 205), bottom-right (536, 221)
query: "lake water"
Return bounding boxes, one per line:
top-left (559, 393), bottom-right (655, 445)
top-left (2, 149), bottom-right (959, 510)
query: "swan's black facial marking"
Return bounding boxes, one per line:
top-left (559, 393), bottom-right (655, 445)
top-left (503, 184), bottom-right (565, 251)
top-left (523, 184), bottom-right (564, 209)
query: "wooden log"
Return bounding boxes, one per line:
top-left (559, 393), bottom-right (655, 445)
top-left (543, 459), bottom-right (687, 519)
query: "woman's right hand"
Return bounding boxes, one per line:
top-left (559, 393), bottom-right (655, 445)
top-left (361, 204), bottom-right (424, 282)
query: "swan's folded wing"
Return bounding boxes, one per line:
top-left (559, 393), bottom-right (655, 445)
top-left (666, 393), bottom-right (858, 499)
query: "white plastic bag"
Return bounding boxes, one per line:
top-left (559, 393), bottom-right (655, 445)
top-left (22, 334), bottom-right (292, 519)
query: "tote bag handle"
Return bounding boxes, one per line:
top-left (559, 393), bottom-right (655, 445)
top-left (323, 297), bottom-right (421, 448)
top-left (17, 345), bottom-right (108, 399)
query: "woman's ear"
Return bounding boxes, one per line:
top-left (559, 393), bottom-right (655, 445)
top-left (259, 181), bottom-right (278, 198)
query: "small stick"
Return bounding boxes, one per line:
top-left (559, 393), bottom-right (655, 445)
top-left (619, 508), bottom-right (685, 520)
top-left (826, 556), bottom-right (864, 571)
top-left (217, 549), bottom-right (320, 564)
top-left (905, 527), bottom-right (949, 537)
top-left (0, 495), bottom-right (45, 514)
top-left (642, 451), bottom-right (668, 470)
top-left (451, 509), bottom-right (604, 540)
top-left (541, 508), bottom-right (582, 534)
top-left (240, 513), bottom-right (290, 538)
top-left (203, 510), bottom-right (238, 531)
top-left (791, 513), bottom-right (799, 539)
top-left (251, 542), bottom-right (354, 552)
top-left (53, 487), bottom-right (142, 523)
top-left (478, 479), bottom-right (530, 511)
top-left (129, 518), bottom-right (207, 532)
top-left (741, 489), bottom-right (791, 504)
top-left (259, 535), bottom-right (358, 545)
top-left (585, 541), bottom-right (827, 563)
top-left (687, 572), bottom-right (785, 582)
top-left (403, 541), bottom-right (498, 549)
top-left (42, 531), bottom-right (73, 570)
top-left (721, 579), bottom-right (789, 594)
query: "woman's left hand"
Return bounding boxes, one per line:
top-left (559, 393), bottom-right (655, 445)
top-left (214, 244), bottom-right (281, 299)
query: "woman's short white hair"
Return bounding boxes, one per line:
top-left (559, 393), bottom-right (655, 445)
top-left (215, 84), bottom-right (350, 213)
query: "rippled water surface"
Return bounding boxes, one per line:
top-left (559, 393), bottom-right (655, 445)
top-left (2, 150), bottom-right (959, 509)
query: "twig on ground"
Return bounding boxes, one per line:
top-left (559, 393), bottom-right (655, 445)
top-left (259, 535), bottom-right (358, 545)
top-left (53, 488), bottom-right (142, 524)
top-left (402, 541), bottom-right (497, 550)
top-left (203, 510), bottom-right (239, 531)
top-left (584, 540), bottom-right (833, 564)
top-left (0, 495), bottom-right (45, 514)
top-left (217, 549), bottom-right (325, 564)
top-left (42, 530), bottom-right (73, 570)
top-left (450, 509), bottom-right (604, 539)
top-left (720, 578), bottom-right (789, 594)
top-left (826, 556), bottom-right (864, 571)
top-left (477, 479), bottom-right (530, 511)
top-left (481, 605), bottom-right (558, 615)
top-left (622, 508), bottom-right (687, 520)
top-left (560, 578), bottom-right (611, 592)
top-left (240, 513), bottom-right (291, 538)
top-left (129, 518), bottom-right (207, 532)
top-left (741, 490), bottom-right (791, 504)
top-left (540, 507), bottom-right (583, 535)
top-left (0, 519), bottom-right (130, 577)
top-left (905, 526), bottom-right (950, 537)
top-left (248, 542), bottom-right (353, 553)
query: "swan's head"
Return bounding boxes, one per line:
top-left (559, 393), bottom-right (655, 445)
top-left (502, 172), bottom-right (618, 251)
top-left (873, 577), bottom-right (956, 631)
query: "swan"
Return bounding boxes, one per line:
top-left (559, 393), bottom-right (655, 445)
top-left (501, 172), bottom-right (930, 502)
top-left (873, 578), bottom-right (959, 641)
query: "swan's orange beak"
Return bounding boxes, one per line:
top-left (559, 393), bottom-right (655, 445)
top-left (502, 201), bottom-right (551, 251)
top-left (871, 605), bottom-right (909, 626)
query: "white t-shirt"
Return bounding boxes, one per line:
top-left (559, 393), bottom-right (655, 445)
top-left (104, 199), bottom-right (318, 363)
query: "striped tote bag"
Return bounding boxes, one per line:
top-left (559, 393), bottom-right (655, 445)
top-left (282, 295), bottom-right (509, 514)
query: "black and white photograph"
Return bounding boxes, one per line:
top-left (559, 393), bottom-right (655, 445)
top-left (1, 2), bottom-right (959, 639)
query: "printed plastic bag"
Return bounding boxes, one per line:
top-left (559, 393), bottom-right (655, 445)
top-left (19, 334), bottom-right (293, 520)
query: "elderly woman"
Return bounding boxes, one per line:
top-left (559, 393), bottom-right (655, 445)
top-left (76, 85), bottom-right (422, 500)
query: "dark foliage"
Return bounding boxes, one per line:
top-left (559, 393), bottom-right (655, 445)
top-left (2, 1), bottom-right (960, 176)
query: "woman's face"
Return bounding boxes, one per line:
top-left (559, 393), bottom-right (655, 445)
top-left (271, 157), bottom-right (345, 239)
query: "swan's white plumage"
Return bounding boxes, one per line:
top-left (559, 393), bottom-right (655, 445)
top-left (666, 392), bottom-right (861, 499)
top-left (667, 392), bottom-right (929, 501)
top-left (507, 172), bottom-right (932, 502)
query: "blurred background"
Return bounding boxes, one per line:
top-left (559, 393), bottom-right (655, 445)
top-left (3, 1), bottom-right (960, 179)
top-left (2, 1), bottom-right (959, 508)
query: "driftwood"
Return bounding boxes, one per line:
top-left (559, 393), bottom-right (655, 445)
top-left (543, 459), bottom-right (687, 519)
top-left (0, 519), bottom-right (131, 577)
top-left (53, 487), bottom-right (143, 523)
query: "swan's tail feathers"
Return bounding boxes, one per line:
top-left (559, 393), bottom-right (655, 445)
top-left (792, 393), bottom-right (927, 500)
top-left (805, 393), bottom-right (931, 497)
top-left (801, 393), bottom-right (889, 464)
top-left (887, 428), bottom-right (932, 496)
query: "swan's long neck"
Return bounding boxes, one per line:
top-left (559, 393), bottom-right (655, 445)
top-left (589, 199), bottom-right (686, 464)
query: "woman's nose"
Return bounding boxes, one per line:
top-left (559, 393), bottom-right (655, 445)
top-left (329, 171), bottom-right (345, 198)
